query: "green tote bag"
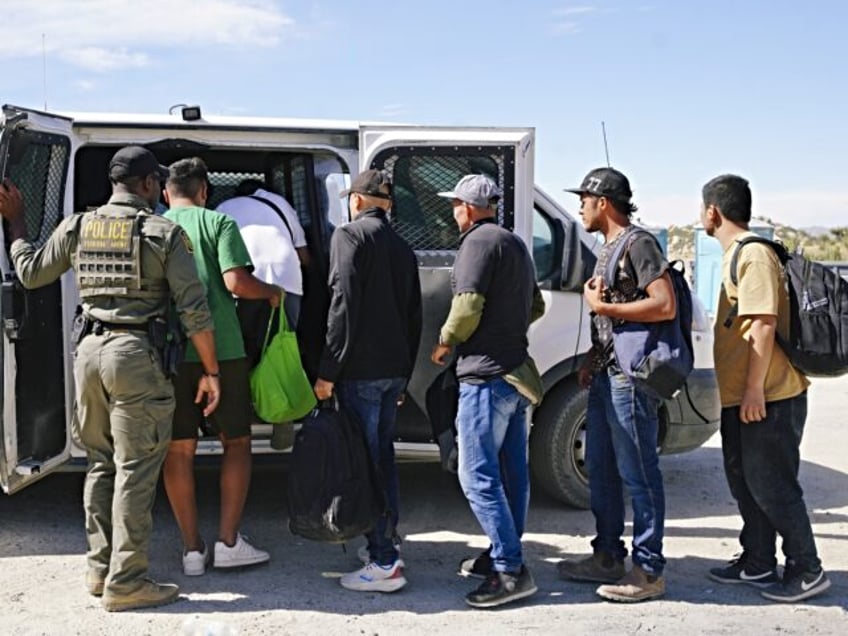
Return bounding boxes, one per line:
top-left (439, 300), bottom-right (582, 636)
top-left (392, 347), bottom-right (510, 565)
top-left (250, 307), bottom-right (316, 423)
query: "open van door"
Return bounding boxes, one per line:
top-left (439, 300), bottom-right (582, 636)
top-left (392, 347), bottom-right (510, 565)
top-left (0, 105), bottom-right (75, 493)
top-left (359, 126), bottom-right (534, 445)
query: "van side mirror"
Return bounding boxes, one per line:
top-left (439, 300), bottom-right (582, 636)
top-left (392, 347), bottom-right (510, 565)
top-left (557, 218), bottom-right (596, 293)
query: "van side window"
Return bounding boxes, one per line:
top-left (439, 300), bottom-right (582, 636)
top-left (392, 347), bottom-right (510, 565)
top-left (6, 133), bottom-right (69, 250)
top-left (369, 148), bottom-right (516, 252)
top-left (206, 171), bottom-right (264, 210)
top-left (533, 206), bottom-right (556, 281)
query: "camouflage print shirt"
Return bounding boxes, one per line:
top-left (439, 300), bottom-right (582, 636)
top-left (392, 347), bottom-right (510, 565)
top-left (590, 226), bottom-right (668, 370)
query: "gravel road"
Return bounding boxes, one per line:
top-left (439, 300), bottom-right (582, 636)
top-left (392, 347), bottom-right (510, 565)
top-left (1, 378), bottom-right (846, 635)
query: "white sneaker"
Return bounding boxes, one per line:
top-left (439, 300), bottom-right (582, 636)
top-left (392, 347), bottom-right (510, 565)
top-left (213, 533), bottom-right (270, 569)
top-left (357, 544), bottom-right (405, 569)
top-left (183, 542), bottom-right (210, 576)
top-left (340, 560), bottom-right (407, 593)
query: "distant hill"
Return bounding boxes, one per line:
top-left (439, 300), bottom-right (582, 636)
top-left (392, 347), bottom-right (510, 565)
top-left (800, 226), bottom-right (833, 238)
top-left (667, 217), bottom-right (848, 263)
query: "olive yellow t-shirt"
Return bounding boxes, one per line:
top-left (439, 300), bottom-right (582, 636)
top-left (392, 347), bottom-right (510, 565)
top-left (713, 232), bottom-right (809, 407)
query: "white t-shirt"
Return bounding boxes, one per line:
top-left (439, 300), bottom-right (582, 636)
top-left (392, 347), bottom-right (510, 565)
top-left (217, 189), bottom-right (307, 295)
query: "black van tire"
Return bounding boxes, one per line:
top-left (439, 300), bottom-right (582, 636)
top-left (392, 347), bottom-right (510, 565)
top-left (530, 381), bottom-right (590, 509)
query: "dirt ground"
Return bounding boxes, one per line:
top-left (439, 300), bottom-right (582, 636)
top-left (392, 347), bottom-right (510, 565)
top-left (1, 377), bottom-right (846, 636)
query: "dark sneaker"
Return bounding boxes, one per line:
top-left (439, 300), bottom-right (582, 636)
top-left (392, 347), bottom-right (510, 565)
top-left (102, 579), bottom-right (180, 612)
top-left (557, 552), bottom-right (625, 584)
top-left (761, 568), bottom-right (831, 603)
top-left (465, 566), bottom-right (537, 609)
top-left (458, 549), bottom-right (493, 580)
top-left (708, 554), bottom-right (779, 589)
top-left (596, 565), bottom-right (665, 603)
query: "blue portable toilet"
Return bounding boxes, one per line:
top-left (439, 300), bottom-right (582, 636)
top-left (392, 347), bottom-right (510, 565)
top-left (694, 221), bottom-right (774, 316)
top-left (643, 225), bottom-right (668, 255)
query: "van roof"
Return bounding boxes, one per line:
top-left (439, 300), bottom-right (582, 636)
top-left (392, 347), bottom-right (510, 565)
top-left (61, 110), bottom-right (390, 133)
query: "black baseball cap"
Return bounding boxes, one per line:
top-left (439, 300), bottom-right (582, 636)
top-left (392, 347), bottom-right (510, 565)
top-left (564, 167), bottom-right (633, 203)
top-left (339, 169), bottom-right (392, 199)
top-left (109, 146), bottom-right (169, 182)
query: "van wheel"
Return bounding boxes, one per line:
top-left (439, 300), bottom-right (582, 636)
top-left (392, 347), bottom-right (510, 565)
top-left (530, 382), bottom-right (590, 509)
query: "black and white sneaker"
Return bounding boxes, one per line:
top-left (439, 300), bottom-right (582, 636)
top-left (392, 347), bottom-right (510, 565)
top-left (458, 549), bottom-right (493, 580)
top-left (708, 554), bottom-right (780, 589)
top-left (465, 566), bottom-right (537, 609)
top-left (761, 568), bottom-right (831, 603)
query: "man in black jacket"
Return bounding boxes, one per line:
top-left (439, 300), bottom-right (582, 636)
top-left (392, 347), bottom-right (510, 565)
top-left (314, 169), bottom-right (422, 593)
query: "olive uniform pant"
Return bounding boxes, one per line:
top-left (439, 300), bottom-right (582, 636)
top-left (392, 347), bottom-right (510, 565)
top-left (73, 331), bottom-right (175, 595)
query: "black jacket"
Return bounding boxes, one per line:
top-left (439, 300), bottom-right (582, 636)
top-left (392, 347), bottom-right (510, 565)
top-left (319, 208), bottom-right (422, 382)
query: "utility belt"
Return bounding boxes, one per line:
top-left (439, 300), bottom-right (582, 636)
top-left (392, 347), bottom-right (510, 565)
top-left (72, 307), bottom-right (186, 378)
top-left (81, 319), bottom-right (148, 336)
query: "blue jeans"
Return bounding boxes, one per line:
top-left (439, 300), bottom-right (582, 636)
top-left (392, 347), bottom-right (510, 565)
top-left (586, 369), bottom-right (666, 575)
top-left (720, 392), bottom-right (820, 573)
top-left (337, 377), bottom-right (406, 566)
top-left (456, 377), bottom-right (530, 574)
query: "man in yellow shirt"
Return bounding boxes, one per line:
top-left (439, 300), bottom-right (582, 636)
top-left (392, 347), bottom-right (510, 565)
top-left (701, 174), bottom-right (829, 603)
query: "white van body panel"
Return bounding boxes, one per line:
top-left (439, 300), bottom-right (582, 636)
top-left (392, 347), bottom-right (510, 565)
top-left (0, 106), bottom-right (720, 506)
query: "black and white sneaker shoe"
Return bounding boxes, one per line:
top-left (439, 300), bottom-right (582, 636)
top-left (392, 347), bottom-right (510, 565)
top-left (458, 549), bottom-right (493, 580)
top-left (708, 554), bottom-right (780, 589)
top-left (761, 568), bottom-right (831, 603)
top-left (465, 566), bottom-right (537, 609)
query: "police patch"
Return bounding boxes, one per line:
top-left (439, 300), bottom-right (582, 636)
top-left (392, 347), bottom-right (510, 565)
top-left (179, 230), bottom-right (194, 254)
top-left (79, 216), bottom-right (134, 253)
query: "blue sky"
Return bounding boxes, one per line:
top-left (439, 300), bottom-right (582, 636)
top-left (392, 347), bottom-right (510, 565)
top-left (2, 0), bottom-right (847, 228)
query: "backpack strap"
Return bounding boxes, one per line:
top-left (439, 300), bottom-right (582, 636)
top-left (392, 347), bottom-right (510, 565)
top-left (604, 225), bottom-right (663, 289)
top-left (602, 226), bottom-right (660, 288)
top-left (722, 235), bottom-right (789, 328)
top-left (247, 194), bottom-right (295, 242)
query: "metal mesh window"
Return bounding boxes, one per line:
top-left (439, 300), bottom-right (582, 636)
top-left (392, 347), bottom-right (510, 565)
top-left (206, 171), bottom-right (263, 210)
top-left (370, 146), bottom-right (515, 252)
top-left (270, 157), bottom-right (312, 229)
top-left (6, 133), bottom-right (69, 251)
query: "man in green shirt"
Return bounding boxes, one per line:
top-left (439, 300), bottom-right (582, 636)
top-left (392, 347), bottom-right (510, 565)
top-left (162, 157), bottom-right (283, 576)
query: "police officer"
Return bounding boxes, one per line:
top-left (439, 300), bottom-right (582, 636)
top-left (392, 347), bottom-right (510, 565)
top-left (0, 146), bottom-right (220, 612)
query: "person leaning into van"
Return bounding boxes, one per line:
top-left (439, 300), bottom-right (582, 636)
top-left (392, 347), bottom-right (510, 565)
top-left (431, 174), bottom-right (546, 609)
top-left (0, 146), bottom-right (221, 612)
top-left (313, 169), bottom-right (422, 593)
top-left (700, 174), bottom-right (829, 602)
top-left (162, 157), bottom-right (283, 578)
top-left (217, 179), bottom-right (311, 451)
top-left (558, 167), bottom-right (673, 603)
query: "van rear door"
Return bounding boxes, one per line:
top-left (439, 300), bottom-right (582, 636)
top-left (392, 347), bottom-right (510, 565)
top-left (359, 126), bottom-right (534, 443)
top-left (0, 105), bottom-right (75, 494)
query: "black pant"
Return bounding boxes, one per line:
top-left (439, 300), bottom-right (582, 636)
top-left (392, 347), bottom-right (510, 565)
top-left (720, 392), bottom-right (821, 573)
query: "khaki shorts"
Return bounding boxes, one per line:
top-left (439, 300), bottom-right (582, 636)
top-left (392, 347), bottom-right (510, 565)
top-left (172, 358), bottom-right (252, 440)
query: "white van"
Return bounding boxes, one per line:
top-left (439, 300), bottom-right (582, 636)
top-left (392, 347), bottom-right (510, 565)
top-left (0, 104), bottom-right (720, 508)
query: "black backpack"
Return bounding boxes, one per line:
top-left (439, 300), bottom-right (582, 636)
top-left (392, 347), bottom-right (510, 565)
top-left (724, 236), bottom-right (848, 377)
top-left (603, 228), bottom-right (695, 400)
top-left (287, 401), bottom-right (385, 543)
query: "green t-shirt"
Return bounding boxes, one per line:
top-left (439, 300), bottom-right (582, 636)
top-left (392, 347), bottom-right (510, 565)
top-left (164, 206), bottom-right (253, 362)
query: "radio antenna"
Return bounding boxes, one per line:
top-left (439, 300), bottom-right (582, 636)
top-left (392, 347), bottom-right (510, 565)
top-left (601, 121), bottom-right (611, 167)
